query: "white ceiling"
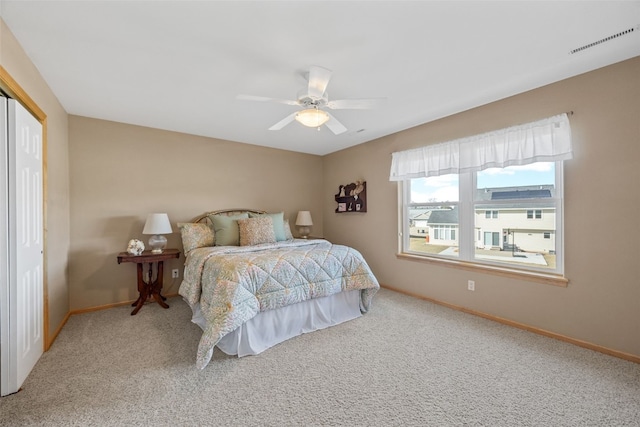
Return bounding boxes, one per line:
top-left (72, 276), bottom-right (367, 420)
top-left (1, 1), bottom-right (639, 155)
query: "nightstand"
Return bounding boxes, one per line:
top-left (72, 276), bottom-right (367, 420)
top-left (117, 249), bottom-right (180, 315)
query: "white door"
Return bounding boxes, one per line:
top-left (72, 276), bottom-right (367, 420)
top-left (0, 97), bottom-right (44, 396)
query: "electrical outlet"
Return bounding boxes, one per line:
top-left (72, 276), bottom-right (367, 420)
top-left (467, 280), bottom-right (475, 291)
top-left (172, 269), bottom-right (179, 278)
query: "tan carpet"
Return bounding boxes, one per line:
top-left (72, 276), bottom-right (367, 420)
top-left (1, 288), bottom-right (639, 426)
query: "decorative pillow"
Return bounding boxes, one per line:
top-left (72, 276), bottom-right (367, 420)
top-left (209, 213), bottom-right (249, 246)
top-left (238, 216), bottom-right (276, 246)
top-left (177, 223), bottom-right (214, 254)
top-left (249, 211), bottom-right (286, 241)
top-left (283, 218), bottom-right (294, 241)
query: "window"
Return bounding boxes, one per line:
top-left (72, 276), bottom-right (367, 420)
top-left (403, 162), bottom-right (563, 272)
top-left (474, 163), bottom-right (560, 270)
top-left (484, 231), bottom-right (500, 246)
top-left (527, 209), bottom-right (542, 219)
top-left (406, 174), bottom-right (459, 258)
top-left (391, 114), bottom-right (571, 276)
top-left (433, 225), bottom-right (456, 241)
top-left (485, 210), bottom-right (498, 219)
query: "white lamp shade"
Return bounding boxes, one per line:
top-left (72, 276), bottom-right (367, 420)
top-left (295, 211), bottom-right (313, 239)
top-left (295, 211), bottom-right (313, 226)
top-left (142, 213), bottom-right (173, 235)
top-left (295, 109), bottom-right (330, 128)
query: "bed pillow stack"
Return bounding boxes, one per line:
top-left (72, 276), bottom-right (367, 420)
top-left (177, 222), bottom-right (215, 254)
top-left (179, 211), bottom-right (295, 249)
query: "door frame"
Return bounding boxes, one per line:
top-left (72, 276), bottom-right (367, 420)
top-left (0, 65), bottom-right (49, 351)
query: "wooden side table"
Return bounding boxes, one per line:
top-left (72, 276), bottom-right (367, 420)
top-left (117, 249), bottom-right (180, 315)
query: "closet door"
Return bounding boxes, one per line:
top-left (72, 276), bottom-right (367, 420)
top-left (0, 98), bottom-right (44, 396)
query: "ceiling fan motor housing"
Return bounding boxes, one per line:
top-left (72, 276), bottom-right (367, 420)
top-left (297, 90), bottom-right (328, 107)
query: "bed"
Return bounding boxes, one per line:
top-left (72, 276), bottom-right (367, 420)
top-left (177, 209), bottom-right (380, 369)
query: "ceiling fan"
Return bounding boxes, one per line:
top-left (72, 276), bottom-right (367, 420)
top-left (237, 65), bottom-right (385, 135)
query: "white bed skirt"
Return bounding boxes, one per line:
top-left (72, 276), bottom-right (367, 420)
top-left (190, 290), bottom-right (362, 357)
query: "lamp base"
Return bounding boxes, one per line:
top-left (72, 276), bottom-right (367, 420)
top-left (297, 225), bottom-right (311, 239)
top-left (148, 235), bottom-right (167, 254)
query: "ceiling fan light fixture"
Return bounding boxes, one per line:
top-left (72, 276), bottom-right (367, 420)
top-left (295, 108), bottom-right (330, 128)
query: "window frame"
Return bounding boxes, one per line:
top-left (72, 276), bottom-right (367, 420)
top-left (527, 209), bottom-right (542, 219)
top-left (399, 161), bottom-right (565, 278)
top-left (485, 210), bottom-right (498, 219)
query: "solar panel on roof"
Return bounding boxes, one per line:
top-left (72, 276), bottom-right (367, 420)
top-left (491, 189), bottom-right (552, 200)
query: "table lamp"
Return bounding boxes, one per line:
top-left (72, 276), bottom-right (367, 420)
top-left (142, 213), bottom-right (173, 254)
top-left (295, 211), bottom-right (313, 239)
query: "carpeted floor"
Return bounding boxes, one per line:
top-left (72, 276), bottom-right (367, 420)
top-left (1, 287), bottom-right (639, 426)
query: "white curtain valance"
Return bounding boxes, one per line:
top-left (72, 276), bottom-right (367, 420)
top-left (389, 113), bottom-right (572, 181)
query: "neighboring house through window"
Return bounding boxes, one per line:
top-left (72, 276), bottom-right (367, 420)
top-left (390, 114), bottom-right (572, 275)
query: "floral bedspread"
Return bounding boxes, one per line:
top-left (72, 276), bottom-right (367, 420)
top-left (178, 239), bottom-right (379, 368)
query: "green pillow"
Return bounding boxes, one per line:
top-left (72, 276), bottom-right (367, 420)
top-left (249, 212), bottom-right (286, 241)
top-left (283, 219), bottom-right (294, 241)
top-left (209, 213), bottom-right (249, 246)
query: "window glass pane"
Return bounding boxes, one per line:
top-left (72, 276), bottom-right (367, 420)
top-left (477, 163), bottom-right (555, 196)
top-left (473, 162), bottom-right (557, 270)
top-left (410, 174), bottom-right (459, 203)
top-left (401, 158), bottom-right (562, 274)
top-left (407, 204), bottom-right (459, 258)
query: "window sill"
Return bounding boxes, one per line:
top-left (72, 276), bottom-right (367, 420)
top-left (396, 252), bottom-right (569, 287)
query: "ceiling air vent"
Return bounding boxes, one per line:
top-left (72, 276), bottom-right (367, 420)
top-left (569, 25), bottom-right (638, 54)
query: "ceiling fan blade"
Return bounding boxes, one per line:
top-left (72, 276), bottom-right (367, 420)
top-left (326, 98), bottom-right (387, 110)
top-left (307, 65), bottom-right (332, 99)
top-left (268, 112), bottom-right (297, 131)
top-left (237, 94), bottom-right (298, 106)
top-left (325, 112), bottom-right (347, 135)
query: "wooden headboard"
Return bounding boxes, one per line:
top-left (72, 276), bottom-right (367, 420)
top-left (192, 208), bottom-right (267, 225)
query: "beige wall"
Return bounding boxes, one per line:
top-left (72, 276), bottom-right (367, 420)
top-left (0, 19), bottom-right (71, 342)
top-left (68, 116), bottom-right (323, 310)
top-left (323, 56), bottom-right (640, 358)
top-left (4, 10), bottom-right (639, 360)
